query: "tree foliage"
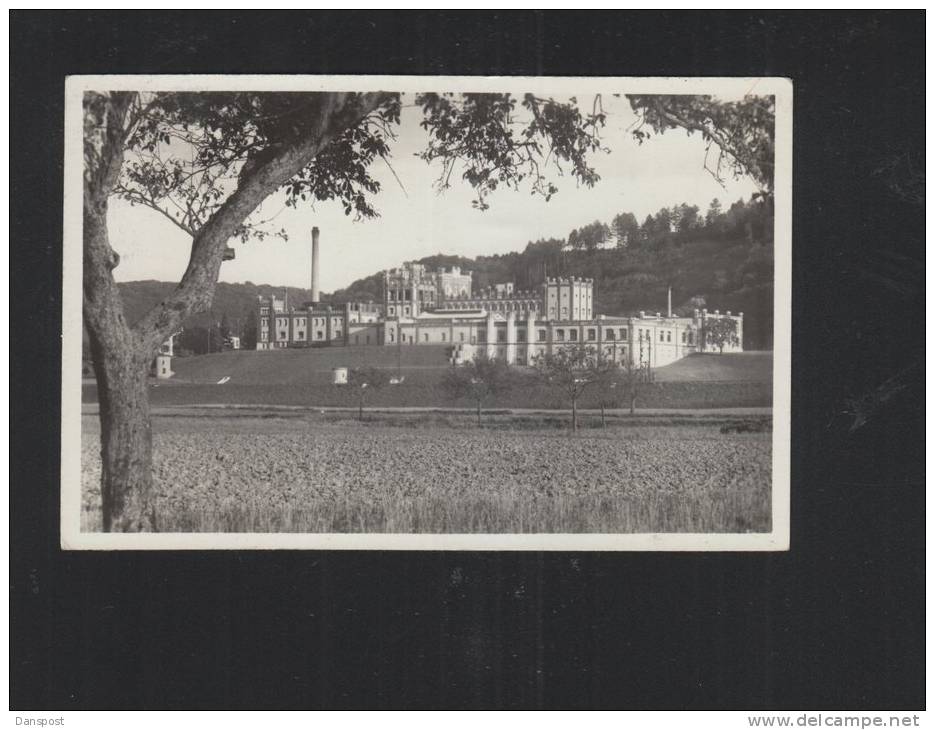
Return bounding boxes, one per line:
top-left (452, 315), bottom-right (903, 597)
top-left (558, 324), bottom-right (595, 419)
top-left (418, 93), bottom-right (607, 210)
top-left (568, 220), bottom-right (612, 251)
top-left (347, 366), bottom-right (390, 420)
top-left (441, 353), bottom-right (513, 423)
top-left (611, 212), bottom-right (640, 248)
top-left (241, 308), bottom-right (258, 351)
top-left (627, 94), bottom-right (775, 195)
top-left (704, 317), bottom-right (740, 353)
top-left (178, 324), bottom-right (223, 356)
top-left (114, 91), bottom-right (402, 237)
top-left (533, 345), bottom-right (601, 432)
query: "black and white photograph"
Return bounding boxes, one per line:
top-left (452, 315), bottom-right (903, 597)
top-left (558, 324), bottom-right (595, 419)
top-left (63, 75), bottom-right (791, 549)
top-left (12, 10), bottom-right (926, 716)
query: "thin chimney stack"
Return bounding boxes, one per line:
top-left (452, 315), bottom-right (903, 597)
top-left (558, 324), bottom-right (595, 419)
top-left (311, 227), bottom-right (320, 305)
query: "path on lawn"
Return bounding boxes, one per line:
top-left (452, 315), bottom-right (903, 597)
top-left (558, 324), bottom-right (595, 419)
top-left (81, 403), bottom-right (772, 418)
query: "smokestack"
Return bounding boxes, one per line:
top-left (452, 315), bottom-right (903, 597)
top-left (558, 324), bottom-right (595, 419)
top-left (667, 286), bottom-right (672, 318)
top-left (311, 227), bottom-right (320, 305)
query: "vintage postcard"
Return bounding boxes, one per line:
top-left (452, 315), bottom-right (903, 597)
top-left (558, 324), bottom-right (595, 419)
top-left (62, 75), bottom-right (791, 550)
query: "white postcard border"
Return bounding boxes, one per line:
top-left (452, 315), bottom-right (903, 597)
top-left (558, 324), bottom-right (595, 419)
top-left (61, 74), bottom-right (792, 551)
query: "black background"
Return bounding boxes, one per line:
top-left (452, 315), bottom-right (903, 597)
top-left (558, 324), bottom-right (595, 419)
top-left (11, 11), bottom-right (925, 709)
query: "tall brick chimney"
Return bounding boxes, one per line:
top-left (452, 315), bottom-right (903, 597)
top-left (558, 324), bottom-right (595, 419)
top-left (311, 227), bottom-right (320, 305)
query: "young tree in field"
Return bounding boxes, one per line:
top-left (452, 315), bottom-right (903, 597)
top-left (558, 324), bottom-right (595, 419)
top-left (533, 345), bottom-right (599, 433)
top-left (703, 317), bottom-right (740, 354)
top-left (589, 352), bottom-right (622, 427)
top-left (441, 353), bottom-right (513, 425)
top-left (347, 366), bottom-right (390, 421)
top-left (84, 90), bottom-right (606, 531)
top-left (617, 356), bottom-right (647, 416)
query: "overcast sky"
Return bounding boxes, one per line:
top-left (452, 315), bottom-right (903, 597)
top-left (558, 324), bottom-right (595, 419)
top-left (107, 93), bottom-right (759, 293)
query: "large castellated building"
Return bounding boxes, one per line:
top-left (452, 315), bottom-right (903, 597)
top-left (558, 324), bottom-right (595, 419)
top-left (255, 229), bottom-right (743, 368)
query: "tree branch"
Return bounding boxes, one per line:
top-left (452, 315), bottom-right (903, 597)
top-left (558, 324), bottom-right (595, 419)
top-left (133, 91), bottom-right (393, 354)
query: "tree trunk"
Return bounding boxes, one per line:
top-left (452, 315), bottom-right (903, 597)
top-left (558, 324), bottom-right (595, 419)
top-left (572, 397), bottom-right (578, 433)
top-left (84, 191), bottom-right (157, 531)
top-left (81, 91), bottom-right (393, 531)
top-left (89, 336), bottom-right (157, 532)
top-left (477, 400), bottom-right (482, 425)
top-left (83, 213), bottom-right (157, 532)
top-left (600, 402), bottom-right (606, 427)
top-left (83, 92), bottom-right (158, 531)
top-left (630, 392), bottom-right (636, 416)
top-left (359, 394), bottom-right (364, 421)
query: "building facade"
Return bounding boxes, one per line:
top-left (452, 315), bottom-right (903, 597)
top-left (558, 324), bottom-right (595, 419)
top-left (256, 254), bottom-right (743, 369)
top-left (255, 294), bottom-right (383, 350)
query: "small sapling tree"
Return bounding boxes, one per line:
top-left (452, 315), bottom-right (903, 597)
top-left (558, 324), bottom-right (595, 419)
top-left (347, 366), bottom-right (390, 421)
top-left (533, 345), bottom-right (599, 433)
top-left (618, 356), bottom-right (647, 416)
top-left (442, 353), bottom-right (512, 425)
top-left (589, 351), bottom-right (623, 427)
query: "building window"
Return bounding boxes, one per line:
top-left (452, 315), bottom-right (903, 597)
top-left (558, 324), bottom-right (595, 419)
top-left (606, 329), bottom-right (615, 340)
top-left (621, 329), bottom-right (627, 341)
top-left (354, 335), bottom-right (359, 344)
top-left (659, 331), bottom-right (665, 342)
top-left (556, 329), bottom-right (565, 341)
top-left (587, 328), bottom-right (596, 341)
top-left (366, 335), bottom-right (371, 345)
top-left (317, 331), bottom-right (323, 340)
top-left (681, 331), bottom-right (687, 343)
top-left (298, 331), bottom-right (304, 339)
top-left (404, 307), bottom-right (410, 315)
top-left (497, 330), bottom-right (506, 343)
top-left (459, 332), bottom-right (465, 342)
top-left (388, 307), bottom-right (395, 315)
top-left (279, 331), bottom-right (286, 339)
top-left (569, 329), bottom-right (578, 342)
top-left (517, 329), bottom-right (526, 342)
top-left (477, 331), bottom-right (486, 343)
top-left (441, 332), bottom-right (446, 342)
top-left (688, 332), bottom-right (694, 345)
top-left (666, 332), bottom-right (672, 343)
top-left (424, 333), bottom-right (429, 342)
top-left (538, 329), bottom-right (547, 342)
